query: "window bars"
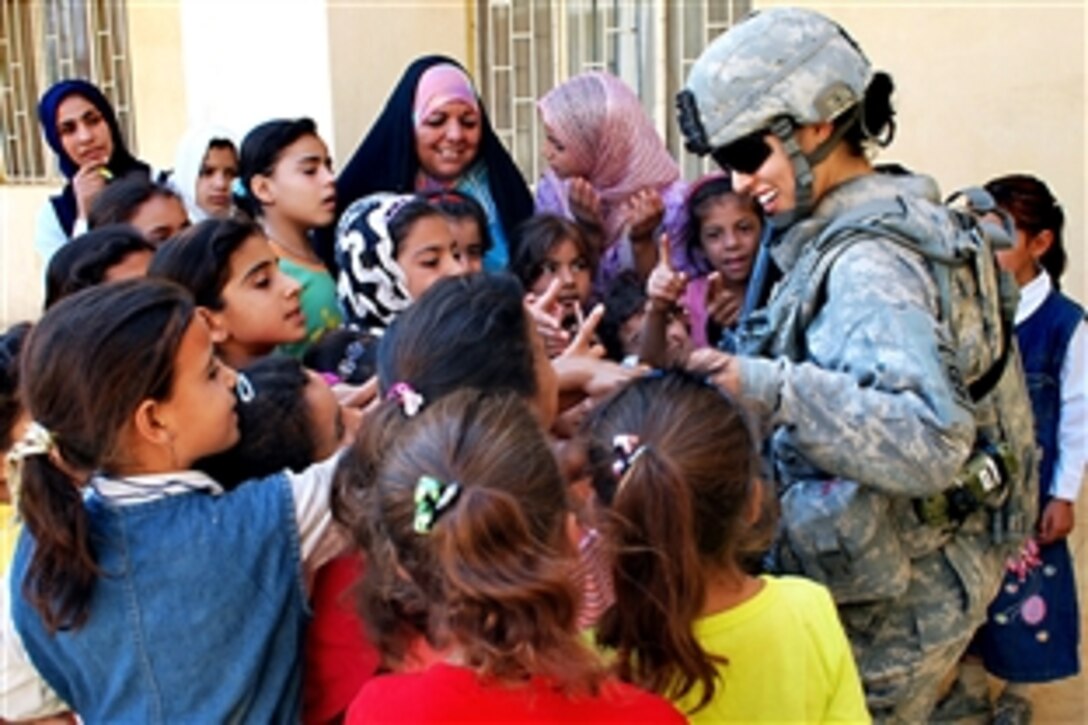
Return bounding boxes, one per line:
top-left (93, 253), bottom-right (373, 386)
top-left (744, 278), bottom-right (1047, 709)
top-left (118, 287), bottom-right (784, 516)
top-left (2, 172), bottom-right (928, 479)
top-left (1, 0), bottom-right (134, 183)
top-left (475, 0), bottom-right (750, 184)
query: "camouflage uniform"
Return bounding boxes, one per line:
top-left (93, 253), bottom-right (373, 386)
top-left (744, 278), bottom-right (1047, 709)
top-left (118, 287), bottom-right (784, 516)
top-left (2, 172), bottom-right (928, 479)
top-left (736, 170), bottom-right (1038, 722)
top-left (679, 8), bottom-right (1037, 722)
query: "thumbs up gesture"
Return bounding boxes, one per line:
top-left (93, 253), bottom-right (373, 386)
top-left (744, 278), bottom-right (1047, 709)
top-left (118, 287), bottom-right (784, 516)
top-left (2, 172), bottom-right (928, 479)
top-left (646, 233), bottom-right (688, 313)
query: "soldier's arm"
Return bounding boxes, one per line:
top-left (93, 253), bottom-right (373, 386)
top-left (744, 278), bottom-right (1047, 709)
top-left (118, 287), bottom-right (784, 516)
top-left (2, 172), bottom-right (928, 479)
top-left (737, 238), bottom-right (975, 497)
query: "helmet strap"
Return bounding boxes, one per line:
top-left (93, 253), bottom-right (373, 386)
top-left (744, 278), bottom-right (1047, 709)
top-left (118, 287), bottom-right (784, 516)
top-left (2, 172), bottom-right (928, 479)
top-left (767, 117), bottom-right (813, 229)
top-left (767, 107), bottom-right (861, 229)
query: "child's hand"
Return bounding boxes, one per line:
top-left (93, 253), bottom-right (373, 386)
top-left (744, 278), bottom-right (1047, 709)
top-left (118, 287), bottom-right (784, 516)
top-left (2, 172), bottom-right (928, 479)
top-left (336, 375), bottom-right (379, 410)
top-left (73, 161), bottom-right (110, 219)
top-left (705, 271), bottom-right (744, 328)
top-left (568, 177), bottom-right (603, 230)
top-left (1038, 499), bottom-right (1075, 544)
top-left (526, 278), bottom-right (571, 358)
top-left (560, 302), bottom-right (606, 360)
top-left (625, 188), bottom-right (665, 242)
top-left (646, 234), bottom-right (687, 312)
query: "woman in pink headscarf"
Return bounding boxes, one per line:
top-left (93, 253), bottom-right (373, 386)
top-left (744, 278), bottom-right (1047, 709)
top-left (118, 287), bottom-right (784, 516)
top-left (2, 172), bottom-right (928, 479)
top-left (536, 72), bottom-right (689, 289)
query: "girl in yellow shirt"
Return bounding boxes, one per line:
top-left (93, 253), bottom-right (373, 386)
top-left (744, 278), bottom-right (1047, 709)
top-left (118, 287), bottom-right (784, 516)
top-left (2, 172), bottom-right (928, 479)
top-left (583, 370), bottom-right (870, 722)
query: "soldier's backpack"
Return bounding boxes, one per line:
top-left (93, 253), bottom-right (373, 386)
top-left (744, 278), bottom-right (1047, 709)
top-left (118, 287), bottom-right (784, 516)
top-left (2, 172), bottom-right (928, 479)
top-left (737, 186), bottom-right (1039, 605)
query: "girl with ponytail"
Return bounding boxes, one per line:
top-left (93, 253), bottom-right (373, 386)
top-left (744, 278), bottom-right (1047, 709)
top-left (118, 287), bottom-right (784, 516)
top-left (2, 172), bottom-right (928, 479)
top-left (582, 370), bottom-right (868, 722)
top-left (1, 279), bottom-right (346, 722)
top-left (343, 389), bottom-right (682, 723)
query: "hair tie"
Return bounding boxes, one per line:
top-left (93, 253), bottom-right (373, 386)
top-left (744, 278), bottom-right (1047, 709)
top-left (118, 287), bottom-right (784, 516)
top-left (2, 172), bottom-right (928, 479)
top-left (337, 340), bottom-right (367, 381)
top-left (413, 474), bottom-right (462, 534)
top-left (5, 422), bottom-right (58, 510)
top-left (231, 177), bottom-right (248, 199)
top-left (387, 382), bottom-right (424, 417)
top-left (7, 422), bottom-right (56, 464)
top-left (235, 372), bottom-right (256, 404)
top-left (611, 433), bottom-right (648, 481)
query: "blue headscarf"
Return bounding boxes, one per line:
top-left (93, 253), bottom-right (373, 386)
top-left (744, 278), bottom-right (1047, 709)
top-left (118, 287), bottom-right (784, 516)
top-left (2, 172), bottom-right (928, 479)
top-left (37, 79), bottom-right (150, 235)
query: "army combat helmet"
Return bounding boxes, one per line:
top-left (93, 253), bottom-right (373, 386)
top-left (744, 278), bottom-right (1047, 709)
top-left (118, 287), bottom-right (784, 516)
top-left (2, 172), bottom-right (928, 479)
top-left (677, 7), bottom-right (881, 227)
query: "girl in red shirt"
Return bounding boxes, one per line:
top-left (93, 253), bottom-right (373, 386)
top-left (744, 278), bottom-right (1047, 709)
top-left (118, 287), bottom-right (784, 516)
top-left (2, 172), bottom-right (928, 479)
top-left (340, 388), bottom-right (683, 723)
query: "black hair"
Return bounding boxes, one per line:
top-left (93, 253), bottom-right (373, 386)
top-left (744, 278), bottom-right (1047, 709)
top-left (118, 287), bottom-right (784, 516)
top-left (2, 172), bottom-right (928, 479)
top-left (147, 217), bottom-right (262, 309)
top-left (387, 197), bottom-right (447, 257)
top-left (44, 225), bottom-right (155, 309)
top-left (421, 189), bottom-right (493, 254)
top-left (597, 272), bottom-right (648, 362)
top-left (196, 355), bottom-right (316, 488)
top-left (303, 328), bottom-right (380, 385)
top-left (511, 213), bottom-right (596, 291)
top-left (333, 272), bottom-right (539, 557)
top-left (376, 272), bottom-right (537, 402)
top-left (87, 173), bottom-right (185, 235)
top-left (985, 174), bottom-right (1067, 287)
top-left (207, 137), bottom-right (237, 154)
top-left (0, 322), bottom-right (31, 455)
top-left (841, 72), bottom-right (896, 156)
top-left (681, 175), bottom-right (762, 270)
top-left (583, 370), bottom-right (776, 710)
top-left (235, 117), bottom-right (318, 218)
top-left (18, 279), bottom-right (195, 631)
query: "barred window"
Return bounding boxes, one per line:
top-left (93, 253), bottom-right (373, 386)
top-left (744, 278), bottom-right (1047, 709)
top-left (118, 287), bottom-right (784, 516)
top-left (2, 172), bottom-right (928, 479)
top-left (475, 0), bottom-right (750, 185)
top-left (0, 0), bottom-right (134, 183)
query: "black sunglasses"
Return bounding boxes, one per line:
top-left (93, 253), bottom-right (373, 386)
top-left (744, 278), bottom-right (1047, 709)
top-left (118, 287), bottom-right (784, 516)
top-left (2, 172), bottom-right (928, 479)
top-left (710, 127), bottom-right (773, 175)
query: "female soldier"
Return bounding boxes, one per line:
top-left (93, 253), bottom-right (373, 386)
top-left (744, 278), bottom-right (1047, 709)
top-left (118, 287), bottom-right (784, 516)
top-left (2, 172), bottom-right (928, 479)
top-left (677, 8), bottom-right (1036, 721)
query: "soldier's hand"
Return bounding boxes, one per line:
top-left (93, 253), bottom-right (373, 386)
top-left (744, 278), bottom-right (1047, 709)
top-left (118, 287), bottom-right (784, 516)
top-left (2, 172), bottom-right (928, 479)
top-left (687, 347), bottom-right (741, 395)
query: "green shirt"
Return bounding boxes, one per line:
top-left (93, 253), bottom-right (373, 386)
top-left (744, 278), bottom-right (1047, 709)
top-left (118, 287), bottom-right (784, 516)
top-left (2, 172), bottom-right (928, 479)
top-left (277, 257), bottom-right (342, 358)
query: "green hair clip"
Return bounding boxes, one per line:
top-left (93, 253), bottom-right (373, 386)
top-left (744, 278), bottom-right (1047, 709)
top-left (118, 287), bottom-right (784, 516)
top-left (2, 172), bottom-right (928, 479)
top-left (413, 475), bottom-right (462, 534)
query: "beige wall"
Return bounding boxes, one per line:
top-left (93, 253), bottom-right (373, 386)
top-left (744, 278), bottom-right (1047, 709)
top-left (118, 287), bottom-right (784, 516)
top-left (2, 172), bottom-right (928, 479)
top-left (127, 0), bottom-right (187, 170)
top-left (326, 1), bottom-right (471, 165)
top-left (0, 1), bottom-right (188, 328)
top-left (4, 1), bottom-right (1084, 326)
top-left (769, 0), bottom-right (1086, 302)
top-left (0, 186), bottom-right (50, 326)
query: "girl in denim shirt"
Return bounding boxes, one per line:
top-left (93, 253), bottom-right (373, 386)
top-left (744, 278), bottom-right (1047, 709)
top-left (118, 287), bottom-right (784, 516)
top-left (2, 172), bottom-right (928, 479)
top-left (0, 279), bottom-right (344, 722)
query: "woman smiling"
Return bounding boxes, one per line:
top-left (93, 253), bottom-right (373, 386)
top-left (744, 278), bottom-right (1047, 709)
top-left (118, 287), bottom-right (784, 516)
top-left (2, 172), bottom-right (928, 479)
top-left (333, 56), bottom-right (532, 273)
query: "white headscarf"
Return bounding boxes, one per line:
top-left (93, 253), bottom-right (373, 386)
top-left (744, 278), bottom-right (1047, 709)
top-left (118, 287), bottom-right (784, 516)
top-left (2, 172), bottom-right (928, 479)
top-left (170, 125), bottom-right (237, 223)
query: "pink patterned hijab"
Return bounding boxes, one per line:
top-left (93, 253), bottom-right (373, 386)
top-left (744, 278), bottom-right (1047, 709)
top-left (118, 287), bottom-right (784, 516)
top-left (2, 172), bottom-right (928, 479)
top-left (538, 72), bottom-right (680, 242)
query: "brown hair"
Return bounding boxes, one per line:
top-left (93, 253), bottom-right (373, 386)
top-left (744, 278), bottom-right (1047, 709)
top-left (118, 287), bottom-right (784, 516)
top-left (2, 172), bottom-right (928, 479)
top-left (17, 279), bottom-right (194, 632)
top-left (511, 213), bottom-right (597, 291)
top-left (352, 389), bottom-right (605, 691)
top-left (581, 370), bottom-right (775, 710)
top-left (985, 173), bottom-right (1067, 288)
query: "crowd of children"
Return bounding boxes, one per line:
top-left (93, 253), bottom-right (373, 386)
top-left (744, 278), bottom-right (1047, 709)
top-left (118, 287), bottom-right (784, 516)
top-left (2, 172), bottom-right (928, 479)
top-left (0, 7), bottom-right (1083, 724)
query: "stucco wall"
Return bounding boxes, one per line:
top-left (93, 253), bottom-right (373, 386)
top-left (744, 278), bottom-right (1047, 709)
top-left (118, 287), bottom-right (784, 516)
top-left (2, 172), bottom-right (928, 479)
top-left (3, 1), bottom-right (1083, 327)
top-left (326, 1), bottom-right (471, 166)
top-left (789, 1), bottom-right (1085, 302)
top-left (0, 186), bottom-right (50, 326)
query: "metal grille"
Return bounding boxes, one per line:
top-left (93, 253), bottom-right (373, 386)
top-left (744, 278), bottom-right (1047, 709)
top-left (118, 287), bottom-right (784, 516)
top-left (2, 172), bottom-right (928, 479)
top-left (0, 0), bottom-right (134, 183)
top-left (476, 0), bottom-right (750, 184)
